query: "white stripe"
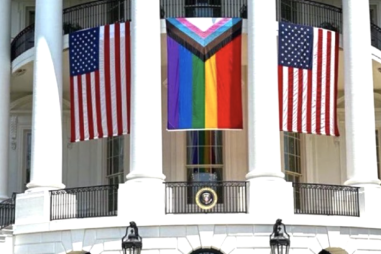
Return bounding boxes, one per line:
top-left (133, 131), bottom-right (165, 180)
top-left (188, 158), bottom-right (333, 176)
top-left (73, 77), bottom-right (80, 142)
top-left (99, 26), bottom-right (108, 137)
top-left (311, 27), bottom-right (319, 134)
top-left (330, 33), bottom-right (337, 136)
top-left (320, 29), bottom-right (327, 135)
top-left (301, 69), bottom-right (308, 133)
top-left (90, 72), bottom-right (99, 138)
top-left (120, 23), bottom-right (128, 134)
top-left (109, 24), bottom-right (118, 136)
top-left (81, 75), bottom-right (89, 140)
top-left (282, 67), bottom-right (289, 131)
top-left (292, 68), bottom-right (299, 132)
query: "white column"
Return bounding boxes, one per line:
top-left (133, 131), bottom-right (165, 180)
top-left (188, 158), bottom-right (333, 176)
top-left (127, 0), bottom-right (165, 182)
top-left (343, 0), bottom-right (380, 186)
top-left (27, 0), bottom-right (65, 191)
top-left (246, 0), bottom-right (284, 181)
top-left (118, 0), bottom-right (165, 220)
top-left (0, 0), bottom-right (11, 200)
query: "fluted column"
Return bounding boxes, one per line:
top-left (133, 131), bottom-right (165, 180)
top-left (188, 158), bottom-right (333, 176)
top-left (127, 0), bottom-right (165, 182)
top-left (0, 0), bottom-right (11, 200)
top-left (246, 0), bottom-right (284, 181)
top-left (27, 0), bottom-right (65, 191)
top-left (343, 0), bottom-right (380, 186)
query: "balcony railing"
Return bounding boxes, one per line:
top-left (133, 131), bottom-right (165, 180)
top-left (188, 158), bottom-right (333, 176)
top-left (160, 0), bottom-right (247, 18)
top-left (50, 185), bottom-right (119, 220)
top-left (11, 0), bottom-right (131, 61)
top-left (0, 193), bottom-right (16, 230)
top-left (293, 183), bottom-right (360, 217)
top-left (165, 181), bottom-right (248, 214)
top-left (10, 0), bottom-right (381, 62)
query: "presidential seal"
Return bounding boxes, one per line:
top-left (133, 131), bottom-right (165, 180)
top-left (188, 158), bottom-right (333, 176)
top-left (195, 187), bottom-right (218, 210)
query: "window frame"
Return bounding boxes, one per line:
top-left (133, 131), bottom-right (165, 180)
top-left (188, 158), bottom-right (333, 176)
top-left (280, 131), bottom-right (306, 183)
top-left (105, 136), bottom-right (125, 185)
top-left (185, 130), bottom-right (224, 204)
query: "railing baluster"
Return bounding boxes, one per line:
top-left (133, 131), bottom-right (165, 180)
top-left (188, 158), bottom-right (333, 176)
top-left (292, 183), bottom-right (359, 217)
top-left (49, 185), bottom-right (119, 221)
top-left (164, 181), bottom-right (248, 214)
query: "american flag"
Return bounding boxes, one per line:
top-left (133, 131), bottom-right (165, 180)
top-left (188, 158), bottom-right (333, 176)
top-left (278, 22), bottom-right (339, 136)
top-left (69, 22), bottom-right (130, 142)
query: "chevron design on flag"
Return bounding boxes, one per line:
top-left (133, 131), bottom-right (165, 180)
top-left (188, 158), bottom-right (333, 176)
top-left (166, 18), bottom-right (242, 61)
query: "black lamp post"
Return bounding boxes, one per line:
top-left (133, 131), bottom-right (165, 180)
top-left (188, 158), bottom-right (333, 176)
top-left (270, 219), bottom-right (290, 254)
top-left (122, 221), bottom-right (142, 254)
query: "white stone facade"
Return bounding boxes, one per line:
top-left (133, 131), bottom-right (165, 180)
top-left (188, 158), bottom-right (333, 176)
top-left (11, 224), bottom-right (381, 254)
top-left (3, 0), bottom-right (381, 254)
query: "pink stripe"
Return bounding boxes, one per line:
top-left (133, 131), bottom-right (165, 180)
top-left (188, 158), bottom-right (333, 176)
top-left (177, 18), bottom-right (230, 38)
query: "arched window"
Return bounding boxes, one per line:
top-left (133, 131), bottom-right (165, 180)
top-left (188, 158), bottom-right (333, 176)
top-left (190, 248), bottom-right (224, 254)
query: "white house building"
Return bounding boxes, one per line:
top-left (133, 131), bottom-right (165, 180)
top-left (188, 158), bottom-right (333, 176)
top-left (1, 0), bottom-right (381, 253)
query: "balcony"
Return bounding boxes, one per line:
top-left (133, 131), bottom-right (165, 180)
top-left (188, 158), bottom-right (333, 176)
top-left (0, 194), bottom-right (16, 230)
top-left (10, 0), bottom-right (381, 62)
top-left (293, 183), bottom-right (360, 217)
top-left (50, 185), bottom-right (119, 220)
top-left (11, 0), bottom-right (131, 61)
top-left (164, 181), bottom-right (248, 214)
top-left (11, 0), bottom-right (381, 61)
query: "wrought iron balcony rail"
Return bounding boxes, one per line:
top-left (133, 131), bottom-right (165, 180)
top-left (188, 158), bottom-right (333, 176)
top-left (292, 182), bottom-right (360, 217)
top-left (11, 0), bottom-right (131, 61)
top-left (160, 0), bottom-right (247, 19)
top-left (0, 193), bottom-right (17, 230)
top-left (164, 181), bottom-right (248, 214)
top-left (50, 184), bottom-right (119, 220)
top-left (10, 0), bottom-right (381, 62)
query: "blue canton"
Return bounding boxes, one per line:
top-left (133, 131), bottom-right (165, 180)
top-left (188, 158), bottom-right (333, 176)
top-left (278, 22), bottom-right (313, 69)
top-left (69, 27), bottom-right (99, 76)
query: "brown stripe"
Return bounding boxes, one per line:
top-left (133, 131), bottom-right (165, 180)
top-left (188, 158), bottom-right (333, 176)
top-left (166, 20), bottom-right (242, 62)
top-left (166, 21), bottom-right (204, 56)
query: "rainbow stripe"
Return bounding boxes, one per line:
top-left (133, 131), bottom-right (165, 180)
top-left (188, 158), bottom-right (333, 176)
top-left (167, 18), bottom-right (243, 130)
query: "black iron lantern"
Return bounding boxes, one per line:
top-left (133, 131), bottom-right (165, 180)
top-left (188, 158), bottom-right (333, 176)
top-left (122, 221), bottom-right (142, 254)
top-left (270, 219), bottom-right (290, 254)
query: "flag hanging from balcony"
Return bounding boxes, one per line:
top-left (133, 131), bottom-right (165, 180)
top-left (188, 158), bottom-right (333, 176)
top-left (278, 22), bottom-right (340, 136)
top-left (69, 22), bottom-right (130, 142)
top-left (166, 18), bottom-right (243, 130)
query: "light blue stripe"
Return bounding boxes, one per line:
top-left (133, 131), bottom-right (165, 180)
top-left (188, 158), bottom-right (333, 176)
top-left (167, 18), bottom-right (241, 47)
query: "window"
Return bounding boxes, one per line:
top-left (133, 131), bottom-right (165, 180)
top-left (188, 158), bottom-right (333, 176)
top-left (23, 131), bottom-right (32, 191)
top-left (185, 0), bottom-right (222, 18)
top-left (25, 7), bottom-right (35, 26)
top-left (106, 136), bottom-right (124, 211)
top-left (376, 130), bottom-right (380, 179)
top-left (280, 0), bottom-right (298, 23)
top-left (283, 132), bottom-right (302, 183)
top-left (107, 0), bottom-right (125, 24)
top-left (370, 5), bottom-right (378, 24)
top-left (186, 131), bottom-right (223, 203)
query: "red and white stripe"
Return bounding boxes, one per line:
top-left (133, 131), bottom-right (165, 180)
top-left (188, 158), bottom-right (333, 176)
top-left (70, 22), bottom-right (131, 142)
top-left (278, 27), bottom-right (339, 136)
